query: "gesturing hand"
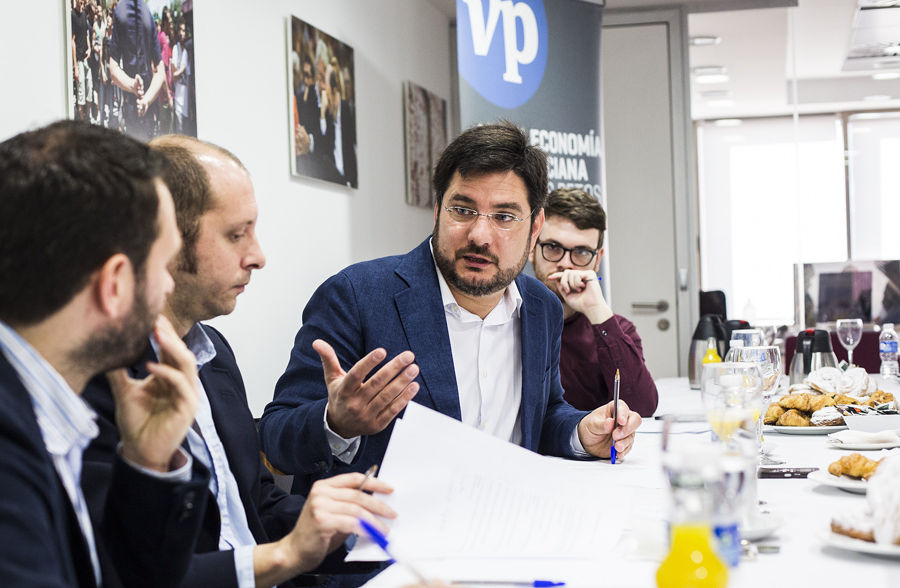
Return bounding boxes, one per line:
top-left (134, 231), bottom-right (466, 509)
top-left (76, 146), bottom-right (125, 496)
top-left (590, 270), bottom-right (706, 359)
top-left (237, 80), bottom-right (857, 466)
top-left (314, 339), bottom-right (419, 439)
top-left (111, 315), bottom-right (199, 472)
top-left (577, 399), bottom-right (642, 460)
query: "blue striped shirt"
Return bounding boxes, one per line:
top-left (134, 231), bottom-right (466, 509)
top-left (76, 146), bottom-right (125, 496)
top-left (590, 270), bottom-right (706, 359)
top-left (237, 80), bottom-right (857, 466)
top-left (0, 320), bottom-right (102, 585)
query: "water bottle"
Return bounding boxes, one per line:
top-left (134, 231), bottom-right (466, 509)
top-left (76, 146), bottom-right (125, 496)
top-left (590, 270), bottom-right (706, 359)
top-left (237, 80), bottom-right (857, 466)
top-left (879, 323), bottom-right (899, 379)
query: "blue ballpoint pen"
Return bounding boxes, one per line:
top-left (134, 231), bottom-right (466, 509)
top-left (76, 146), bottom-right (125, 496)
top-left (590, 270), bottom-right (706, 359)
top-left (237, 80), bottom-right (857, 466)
top-left (357, 518), bottom-right (430, 584)
top-left (610, 368), bottom-right (620, 465)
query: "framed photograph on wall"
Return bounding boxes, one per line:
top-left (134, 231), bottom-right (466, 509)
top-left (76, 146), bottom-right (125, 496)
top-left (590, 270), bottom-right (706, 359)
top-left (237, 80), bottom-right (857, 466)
top-left (288, 15), bottom-right (357, 188)
top-left (64, 0), bottom-right (196, 141)
top-left (403, 81), bottom-right (448, 209)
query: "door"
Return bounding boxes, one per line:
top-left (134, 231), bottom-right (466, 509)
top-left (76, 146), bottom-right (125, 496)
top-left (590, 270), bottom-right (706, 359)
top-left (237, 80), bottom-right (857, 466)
top-left (601, 10), bottom-right (697, 378)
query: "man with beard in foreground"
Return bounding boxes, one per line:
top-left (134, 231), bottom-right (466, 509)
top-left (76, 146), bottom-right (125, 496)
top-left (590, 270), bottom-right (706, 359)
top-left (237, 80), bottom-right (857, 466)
top-left (260, 121), bottom-right (642, 502)
top-left (0, 120), bottom-right (209, 587)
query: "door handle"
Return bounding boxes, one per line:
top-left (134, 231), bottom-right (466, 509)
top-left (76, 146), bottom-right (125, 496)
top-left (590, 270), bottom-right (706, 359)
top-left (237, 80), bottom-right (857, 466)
top-left (632, 300), bottom-right (669, 312)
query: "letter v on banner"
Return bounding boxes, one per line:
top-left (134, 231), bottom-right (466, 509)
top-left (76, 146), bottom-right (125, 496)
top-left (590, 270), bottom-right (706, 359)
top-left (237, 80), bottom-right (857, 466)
top-left (457, 0), bottom-right (548, 109)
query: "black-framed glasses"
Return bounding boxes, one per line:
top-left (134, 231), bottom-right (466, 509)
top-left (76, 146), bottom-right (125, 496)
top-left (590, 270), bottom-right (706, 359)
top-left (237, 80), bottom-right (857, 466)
top-left (443, 206), bottom-right (531, 231)
top-left (538, 241), bottom-right (599, 267)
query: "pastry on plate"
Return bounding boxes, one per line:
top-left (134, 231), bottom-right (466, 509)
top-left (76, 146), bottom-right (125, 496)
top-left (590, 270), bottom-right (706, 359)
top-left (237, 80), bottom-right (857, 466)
top-left (830, 453), bottom-right (900, 545)
top-left (764, 403), bottom-right (785, 425)
top-left (776, 408), bottom-right (810, 427)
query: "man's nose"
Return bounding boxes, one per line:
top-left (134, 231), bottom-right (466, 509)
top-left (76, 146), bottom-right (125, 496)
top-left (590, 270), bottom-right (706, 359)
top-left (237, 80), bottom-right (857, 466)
top-left (466, 214), bottom-right (494, 246)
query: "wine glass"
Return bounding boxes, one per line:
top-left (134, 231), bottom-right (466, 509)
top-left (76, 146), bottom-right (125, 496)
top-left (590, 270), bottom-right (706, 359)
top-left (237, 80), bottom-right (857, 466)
top-left (836, 318), bottom-right (863, 366)
top-left (724, 328), bottom-right (765, 362)
top-left (731, 346), bottom-right (783, 457)
top-left (700, 362), bottom-right (763, 450)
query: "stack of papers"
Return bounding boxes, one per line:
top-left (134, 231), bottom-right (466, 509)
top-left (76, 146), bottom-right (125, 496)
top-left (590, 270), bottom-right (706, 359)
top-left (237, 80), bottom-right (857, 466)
top-left (350, 403), bottom-right (661, 586)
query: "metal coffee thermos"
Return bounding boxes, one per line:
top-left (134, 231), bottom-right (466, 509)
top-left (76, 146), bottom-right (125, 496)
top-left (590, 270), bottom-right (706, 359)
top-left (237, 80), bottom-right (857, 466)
top-left (688, 314), bottom-right (727, 389)
top-left (788, 328), bottom-right (839, 385)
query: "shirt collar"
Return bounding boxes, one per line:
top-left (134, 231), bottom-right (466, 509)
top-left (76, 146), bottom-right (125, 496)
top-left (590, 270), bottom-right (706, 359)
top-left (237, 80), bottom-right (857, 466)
top-left (183, 323), bottom-right (217, 368)
top-left (428, 237), bottom-right (523, 322)
top-left (0, 320), bottom-right (98, 457)
top-left (148, 322), bottom-right (217, 370)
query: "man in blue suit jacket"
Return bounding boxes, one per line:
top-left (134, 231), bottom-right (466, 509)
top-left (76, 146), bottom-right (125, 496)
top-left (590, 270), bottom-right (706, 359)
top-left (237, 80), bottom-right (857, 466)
top-left (83, 135), bottom-right (395, 588)
top-left (260, 122), bottom-right (642, 499)
top-left (0, 121), bottom-right (209, 587)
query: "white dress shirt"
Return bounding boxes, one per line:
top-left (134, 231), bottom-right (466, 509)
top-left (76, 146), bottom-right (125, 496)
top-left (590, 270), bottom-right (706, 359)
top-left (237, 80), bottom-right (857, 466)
top-left (433, 248), bottom-right (524, 444)
top-left (174, 325), bottom-right (258, 588)
top-left (324, 240), bottom-right (590, 460)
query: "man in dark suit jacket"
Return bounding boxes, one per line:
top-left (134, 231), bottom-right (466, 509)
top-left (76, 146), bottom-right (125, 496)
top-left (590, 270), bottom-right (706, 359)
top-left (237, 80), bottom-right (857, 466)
top-left (83, 134), bottom-right (394, 588)
top-left (260, 121), bottom-right (642, 495)
top-left (0, 121), bottom-right (209, 587)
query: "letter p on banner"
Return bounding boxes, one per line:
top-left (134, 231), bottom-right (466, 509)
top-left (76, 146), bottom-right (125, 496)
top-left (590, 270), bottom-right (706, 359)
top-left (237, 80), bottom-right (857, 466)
top-left (457, 0), bottom-right (548, 108)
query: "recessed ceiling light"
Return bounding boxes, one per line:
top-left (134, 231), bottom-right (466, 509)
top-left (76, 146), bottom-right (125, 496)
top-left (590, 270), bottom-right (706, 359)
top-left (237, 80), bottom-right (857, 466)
top-left (693, 66), bottom-right (727, 76)
top-left (699, 89), bottom-right (732, 99)
top-left (872, 72), bottom-right (900, 80)
top-left (713, 119), bottom-right (742, 127)
top-left (691, 35), bottom-right (721, 47)
top-left (863, 94), bottom-right (892, 102)
top-left (695, 74), bottom-right (730, 84)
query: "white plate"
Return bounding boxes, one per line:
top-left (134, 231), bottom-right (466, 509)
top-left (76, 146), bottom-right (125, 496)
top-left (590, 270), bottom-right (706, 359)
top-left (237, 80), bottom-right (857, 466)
top-left (767, 425), bottom-right (847, 435)
top-left (827, 439), bottom-right (900, 451)
top-left (819, 529), bottom-right (900, 558)
top-left (807, 469), bottom-right (868, 494)
top-left (742, 511), bottom-right (783, 541)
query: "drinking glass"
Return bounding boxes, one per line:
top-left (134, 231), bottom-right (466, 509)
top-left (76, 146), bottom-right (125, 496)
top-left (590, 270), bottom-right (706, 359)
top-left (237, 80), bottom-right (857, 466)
top-left (836, 318), bottom-right (863, 366)
top-left (700, 362), bottom-right (763, 450)
top-left (731, 346), bottom-right (783, 456)
top-left (730, 329), bottom-right (765, 349)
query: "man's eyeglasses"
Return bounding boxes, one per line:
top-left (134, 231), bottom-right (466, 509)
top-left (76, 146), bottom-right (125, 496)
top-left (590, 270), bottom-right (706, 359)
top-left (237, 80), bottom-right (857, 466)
top-left (538, 241), bottom-right (599, 267)
top-left (443, 206), bottom-right (531, 231)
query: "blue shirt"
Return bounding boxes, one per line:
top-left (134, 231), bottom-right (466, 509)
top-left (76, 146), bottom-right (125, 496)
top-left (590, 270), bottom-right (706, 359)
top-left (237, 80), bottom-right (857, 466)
top-left (0, 321), bottom-right (102, 585)
top-left (177, 324), bottom-right (258, 588)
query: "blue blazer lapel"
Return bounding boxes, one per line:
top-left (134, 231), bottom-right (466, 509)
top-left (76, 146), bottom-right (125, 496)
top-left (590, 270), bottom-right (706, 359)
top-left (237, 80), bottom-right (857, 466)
top-left (393, 240), bottom-right (461, 420)
top-left (517, 277), bottom-right (547, 452)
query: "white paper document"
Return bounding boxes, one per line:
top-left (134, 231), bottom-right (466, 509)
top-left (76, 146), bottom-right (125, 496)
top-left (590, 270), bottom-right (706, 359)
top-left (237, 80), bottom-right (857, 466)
top-left (347, 402), bottom-right (633, 562)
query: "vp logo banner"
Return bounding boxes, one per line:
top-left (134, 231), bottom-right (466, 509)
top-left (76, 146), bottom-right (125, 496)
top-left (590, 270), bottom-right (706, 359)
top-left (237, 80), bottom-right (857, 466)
top-left (457, 0), bottom-right (548, 109)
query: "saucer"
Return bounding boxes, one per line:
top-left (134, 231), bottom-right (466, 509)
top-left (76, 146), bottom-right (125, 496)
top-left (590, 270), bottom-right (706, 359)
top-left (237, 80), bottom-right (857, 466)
top-left (742, 511), bottom-right (783, 541)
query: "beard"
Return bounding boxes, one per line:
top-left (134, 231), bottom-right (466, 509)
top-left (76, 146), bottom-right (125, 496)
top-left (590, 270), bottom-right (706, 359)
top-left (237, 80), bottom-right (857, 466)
top-left (73, 283), bottom-right (156, 374)
top-left (432, 222), bottom-right (532, 297)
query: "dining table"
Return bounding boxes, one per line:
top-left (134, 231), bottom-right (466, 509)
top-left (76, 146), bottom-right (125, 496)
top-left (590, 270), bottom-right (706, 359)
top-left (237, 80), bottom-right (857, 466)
top-left (362, 375), bottom-right (900, 587)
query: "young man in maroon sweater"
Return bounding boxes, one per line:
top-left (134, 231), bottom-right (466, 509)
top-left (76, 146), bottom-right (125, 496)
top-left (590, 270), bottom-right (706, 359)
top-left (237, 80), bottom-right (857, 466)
top-left (530, 188), bottom-right (658, 417)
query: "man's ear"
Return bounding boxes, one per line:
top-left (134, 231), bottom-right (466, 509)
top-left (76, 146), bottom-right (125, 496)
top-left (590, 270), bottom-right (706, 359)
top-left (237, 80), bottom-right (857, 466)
top-left (529, 208), bottom-right (545, 251)
top-left (594, 247), bottom-right (605, 272)
top-left (94, 253), bottom-right (135, 319)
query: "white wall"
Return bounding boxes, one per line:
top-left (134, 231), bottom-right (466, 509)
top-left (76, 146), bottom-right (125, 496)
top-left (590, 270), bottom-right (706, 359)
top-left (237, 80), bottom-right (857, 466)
top-left (2, 0), bottom-right (450, 415)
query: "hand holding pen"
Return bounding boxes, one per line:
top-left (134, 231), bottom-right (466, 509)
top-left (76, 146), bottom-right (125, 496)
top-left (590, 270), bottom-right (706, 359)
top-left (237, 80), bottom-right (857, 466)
top-left (575, 376), bottom-right (642, 460)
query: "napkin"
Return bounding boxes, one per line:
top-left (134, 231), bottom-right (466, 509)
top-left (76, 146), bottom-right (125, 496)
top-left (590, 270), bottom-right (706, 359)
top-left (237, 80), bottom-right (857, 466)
top-left (827, 429), bottom-right (900, 444)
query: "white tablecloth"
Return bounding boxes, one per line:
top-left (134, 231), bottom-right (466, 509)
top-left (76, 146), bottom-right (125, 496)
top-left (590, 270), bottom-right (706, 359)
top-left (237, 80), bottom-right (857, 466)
top-left (364, 377), bottom-right (900, 587)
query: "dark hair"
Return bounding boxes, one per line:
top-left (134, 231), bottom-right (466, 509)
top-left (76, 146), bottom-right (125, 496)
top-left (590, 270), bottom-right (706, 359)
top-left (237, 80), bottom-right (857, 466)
top-left (149, 135), bottom-right (246, 273)
top-left (545, 187), bottom-right (607, 248)
top-left (0, 120), bottom-right (161, 326)
top-left (432, 120), bottom-right (548, 217)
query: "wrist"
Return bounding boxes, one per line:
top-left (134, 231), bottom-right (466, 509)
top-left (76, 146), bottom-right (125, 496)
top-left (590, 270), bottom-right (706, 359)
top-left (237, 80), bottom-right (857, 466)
top-left (584, 304), bottom-right (614, 325)
top-left (119, 442), bottom-right (177, 473)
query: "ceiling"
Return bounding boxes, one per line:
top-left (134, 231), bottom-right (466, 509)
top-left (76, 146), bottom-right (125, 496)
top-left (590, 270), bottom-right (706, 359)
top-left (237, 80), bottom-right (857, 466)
top-left (427, 0), bottom-right (900, 119)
